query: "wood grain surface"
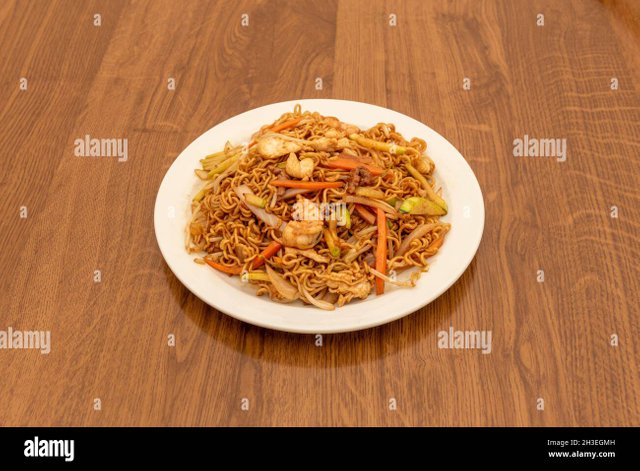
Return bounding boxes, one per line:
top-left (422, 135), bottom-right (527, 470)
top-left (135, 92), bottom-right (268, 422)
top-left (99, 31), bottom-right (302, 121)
top-left (0, 0), bottom-right (638, 426)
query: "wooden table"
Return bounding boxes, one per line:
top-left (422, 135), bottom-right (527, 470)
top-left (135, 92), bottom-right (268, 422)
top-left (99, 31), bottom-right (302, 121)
top-left (1, 0), bottom-right (638, 426)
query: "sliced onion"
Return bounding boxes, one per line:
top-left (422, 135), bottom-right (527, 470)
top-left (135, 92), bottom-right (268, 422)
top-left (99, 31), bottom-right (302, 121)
top-left (396, 223), bottom-right (439, 257)
top-left (355, 187), bottom-right (385, 199)
top-left (234, 185), bottom-right (286, 231)
top-left (265, 265), bottom-right (298, 301)
top-left (345, 196), bottom-right (398, 219)
top-left (369, 267), bottom-right (415, 288)
top-left (301, 287), bottom-right (335, 311)
top-left (281, 188), bottom-right (313, 200)
top-left (344, 244), bottom-right (374, 263)
top-left (322, 291), bottom-right (339, 304)
top-left (355, 226), bottom-right (377, 238)
top-left (346, 226), bottom-right (378, 245)
top-left (194, 168), bottom-right (210, 180)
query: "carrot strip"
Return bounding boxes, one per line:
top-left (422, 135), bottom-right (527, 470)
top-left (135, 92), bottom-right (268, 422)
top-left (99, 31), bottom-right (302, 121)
top-left (270, 180), bottom-right (343, 189)
top-left (375, 208), bottom-right (387, 295)
top-left (270, 116), bottom-right (302, 133)
top-left (324, 158), bottom-right (385, 176)
top-left (252, 241), bottom-right (282, 269)
top-left (335, 151), bottom-right (374, 165)
top-left (204, 259), bottom-right (243, 275)
top-left (354, 204), bottom-right (376, 225)
top-left (249, 117), bottom-right (303, 148)
top-left (428, 237), bottom-right (444, 251)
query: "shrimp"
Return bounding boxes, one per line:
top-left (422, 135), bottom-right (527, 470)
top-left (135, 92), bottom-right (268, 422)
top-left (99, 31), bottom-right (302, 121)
top-left (281, 220), bottom-right (324, 249)
top-left (285, 152), bottom-right (315, 180)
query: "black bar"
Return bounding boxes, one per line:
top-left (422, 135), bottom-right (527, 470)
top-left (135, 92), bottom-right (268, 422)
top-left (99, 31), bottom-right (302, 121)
top-left (0, 427), bottom-right (632, 466)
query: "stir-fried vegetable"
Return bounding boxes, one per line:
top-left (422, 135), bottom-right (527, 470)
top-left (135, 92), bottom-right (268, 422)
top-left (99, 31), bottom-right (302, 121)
top-left (194, 168), bottom-right (209, 180)
top-left (192, 180), bottom-right (215, 202)
top-left (252, 241), bottom-right (282, 269)
top-left (329, 217), bottom-right (337, 234)
top-left (249, 117), bottom-right (303, 148)
top-left (281, 188), bottom-right (313, 200)
top-left (324, 157), bottom-right (385, 176)
top-left (328, 216), bottom-right (345, 249)
top-left (301, 287), bottom-right (335, 311)
top-left (412, 154), bottom-right (433, 175)
top-left (207, 153), bottom-right (240, 178)
top-left (427, 236), bottom-right (444, 251)
top-left (200, 148), bottom-right (227, 163)
top-left (399, 196), bottom-right (446, 216)
top-left (204, 259), bottom-right (243, 275)
top-left (339, 207), bottom-right (351, 228)
top-left (404, 162), bottom-right (429, 188)
top-left (405, 163), bottom-right (448, 212)
top-left (270, 180), bottom-right (343, 189)
top-left (268, 117), bottom-right (303, 134)
top-left (386, 196), bottom-right (401, 207)
top-left (349, 134), bottom-right (406, 155)
top-left (246, 271), bottom-right (271, 282)
top-left (369, 267), bottom-right (415, 287)
top-left (345, 195), bottom-right (398, 218)
top-left (265, 264), bottom-right (298, 301)
top-left (234, 185), bottom-right (286, 230)
top-left (323, 229), bottom-right (341, 258)
top-left (212, 159), bottom-right (240, 193)
top-left (201, 148), bottom-right (242, 170)
top-left (344, 244), bottom-right (373, 264)
top-left (375, 208), bottom-right (387, 295)
top-left (244, 194), bottom-right (266, 208)
top-left (354, 204), bottom-right (376, 225)
top-left (352, 226), bottom-right (377, 239)
top-left (193, 188), bottom-right (207, 202)
top-left (355, 187), bottom-right (385, 199)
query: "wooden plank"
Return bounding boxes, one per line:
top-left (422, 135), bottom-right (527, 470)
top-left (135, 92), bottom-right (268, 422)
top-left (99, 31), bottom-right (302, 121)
top-left (0, 0), bottom-right (637, 426)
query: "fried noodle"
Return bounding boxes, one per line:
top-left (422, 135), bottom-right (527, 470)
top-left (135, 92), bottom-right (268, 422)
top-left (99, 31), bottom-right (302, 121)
top-left (186, 105), bottom-right (451, 310)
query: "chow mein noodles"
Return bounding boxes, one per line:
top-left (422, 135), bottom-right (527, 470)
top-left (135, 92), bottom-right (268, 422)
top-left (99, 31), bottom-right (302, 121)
top-left (186, 105), bottom-right (450, 310)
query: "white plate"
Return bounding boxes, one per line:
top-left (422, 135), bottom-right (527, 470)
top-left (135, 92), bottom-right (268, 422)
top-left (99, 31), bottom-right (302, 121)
top-left (154, 99), bottom-right (484, 333)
